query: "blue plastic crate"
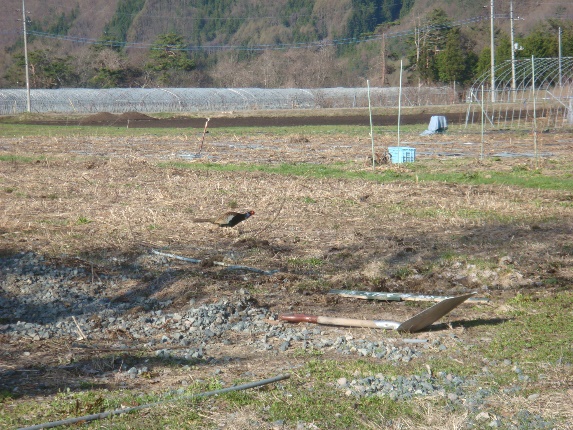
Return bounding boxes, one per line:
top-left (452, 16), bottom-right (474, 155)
top-left (388, 146), bottom-right (416, 163)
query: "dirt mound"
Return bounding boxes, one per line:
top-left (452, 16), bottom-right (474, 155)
top-left (76, 111), bottom-right (155, 126)
top-left (80, 112), bottom-right (118, 123)
top-left (118, 111), bottom-right (155, 121)
top-left (19, 111), bottom-right (470, 129)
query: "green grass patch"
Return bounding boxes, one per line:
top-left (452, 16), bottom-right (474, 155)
top-left (160, 161), bottom-right (368, 180)
top-left (0, 390), bottom-right (14, 403)
top-left (435, 253), bottom-right (501, 271)
top-left (76, 216), bottom-right (92, 225)
top-left (159, 160), bottom-right (573, 191)
top-left (0, 154), bottom-right (46, 163)
top-left (0, 123), bottom-right (174, 138)
top-left (0, 121), bottom-right (417, 138)
top-left (415, 169), bottom-right (573, 191)
top-left (401, 205), bottom-right (515, 222)
top-left (301, 196), bottom-right (317, 204)
top-left (486, 291), bottom-right (573, 364)
top-left (421, 357), bottom-right (479, 378)
top-left (287, 257), bottom-right (324, 267)
top-left (263, 359), bottom-right (420, 427)
top-left (391, 266), bottom-right (414, 280)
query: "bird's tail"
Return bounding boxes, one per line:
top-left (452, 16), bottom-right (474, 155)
top-left (192, 218), bottom-right (215, 224)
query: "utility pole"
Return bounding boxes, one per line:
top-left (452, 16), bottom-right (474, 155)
top-left (490, 0), bottom-right (495, 102)
top-left (558, 27), bottom-right (562, 87)
top-left (22, 0), bottom-right (31, 112)
top-left (510, 0), bottom-right (516, 97)
top-left (381, 33), bottom-right (386, 86)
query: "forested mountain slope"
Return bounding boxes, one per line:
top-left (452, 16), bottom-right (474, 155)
top-left (1, 0), bottom-right (572, 89)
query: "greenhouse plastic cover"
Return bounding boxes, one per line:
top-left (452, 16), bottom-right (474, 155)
top-left (0, 86), bottom-right (453, 115)
top-left (0, 88), bottom-right (365, 114)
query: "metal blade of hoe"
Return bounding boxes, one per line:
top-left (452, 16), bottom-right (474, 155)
top-left (397, 292), bottom-right (477, 332)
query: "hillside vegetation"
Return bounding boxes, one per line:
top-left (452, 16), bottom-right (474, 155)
top-left (1, 0), bottom-right (572, 89)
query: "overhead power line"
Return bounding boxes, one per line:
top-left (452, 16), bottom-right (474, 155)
top-left (25, 14), bottom-right (505, 52)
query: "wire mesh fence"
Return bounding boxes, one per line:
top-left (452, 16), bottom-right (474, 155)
top-left (465, 57), bottom-right (573, 131)
top-left (0, 86), bottom-right (458, 115)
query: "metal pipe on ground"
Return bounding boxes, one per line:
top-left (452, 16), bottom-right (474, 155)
top-left (18, 374), bottom-right (290, 430)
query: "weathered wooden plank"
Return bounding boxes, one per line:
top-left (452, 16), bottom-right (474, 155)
top-left (327, 289), bottom-right (489, 303)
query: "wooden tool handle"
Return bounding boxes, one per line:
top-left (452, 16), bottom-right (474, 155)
top-left (316, 316), bottom-right (380, 328)
top-left (279, 314), bottom-right (318, 323)
top-left (279, 313), bottom-right (380, 328)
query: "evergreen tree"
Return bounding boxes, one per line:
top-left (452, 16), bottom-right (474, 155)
top-left (436, 29), bottom-right (466, 83)
top-left (104, 0), bottom-right (146, 42)
top-left (475, 47), bottom-right (491, 79)
top-left (348, 0), bottom-right (380, 39)
top-left (408, 9), bottom-right (451, 84)
top-left (549, 21), bottom-right (573, 56)
top-left (5, 49), bottom-right (78, 88)
top-left (521, 28), bottom-right (558, 58)
top-left (399, 0), bottom-right (415, 19)
top-left (495, 34), bottom-right (513, 64)
top-left (146, 33), bottom-right (195, 86)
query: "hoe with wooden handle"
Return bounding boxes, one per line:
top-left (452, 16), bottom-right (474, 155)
top-left (279, 292), bottom-right (476, 333)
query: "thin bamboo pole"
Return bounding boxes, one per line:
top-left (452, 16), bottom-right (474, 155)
top-left (367, 80), bottom-right (375, 168)
top-left (481, 85), bottom-right (485, 160)
top-left (531, 56), bottom-right (538, 168)
top-left (397, 60), bottom-right (403, 146)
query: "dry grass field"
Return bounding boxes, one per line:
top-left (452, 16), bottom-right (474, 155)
top-left (1, 117), bottom-right (572, 428)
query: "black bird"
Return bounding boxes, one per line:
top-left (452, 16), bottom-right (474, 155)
top-left (193, 210), bottom-right (255, 227)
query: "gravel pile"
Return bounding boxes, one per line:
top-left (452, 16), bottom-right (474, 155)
top-left (338, 371), bottom-right (479, 402)
top-left (338, 370), bottom-right (554, 429)
top-left (0, 252), bottom-right (431, 363)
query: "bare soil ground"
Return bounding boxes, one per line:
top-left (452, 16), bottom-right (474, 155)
top-left (23, 110), bottom-right (469, 128)
top-left (1, 119), bottom-right (572, 427)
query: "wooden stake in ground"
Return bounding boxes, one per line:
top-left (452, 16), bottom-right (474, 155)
top-left (198, 117), bottom-right (210, 154)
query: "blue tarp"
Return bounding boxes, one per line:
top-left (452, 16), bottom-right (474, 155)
top-left (420, 115), bottom-right (448, 135)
